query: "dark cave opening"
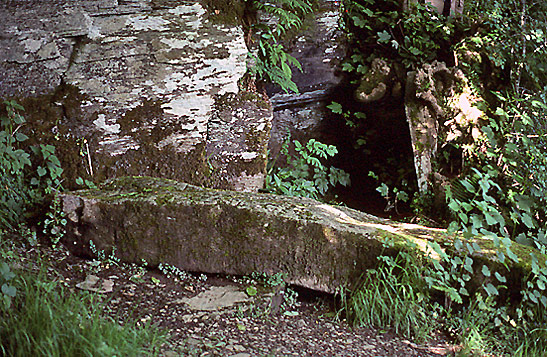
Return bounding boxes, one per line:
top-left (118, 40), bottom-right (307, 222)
top-left (321, 83), bottom-right (418, 218)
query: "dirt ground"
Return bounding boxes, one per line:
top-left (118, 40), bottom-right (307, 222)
top-left (22, 243), bottom-right (458, 356)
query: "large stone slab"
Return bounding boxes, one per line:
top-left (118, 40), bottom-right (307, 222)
top-left (61, 176), bottom-right (541, 293)
top-left (0, 0), bottom-right (271, 191)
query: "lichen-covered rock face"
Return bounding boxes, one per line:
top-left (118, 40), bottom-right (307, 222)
top-left (0, 0), bottom-right (270, 191)
top-left (405, 61), bottom-right (483, 194)
top-left (354, 58), bottom-right (403, 103)
top-left (206, 92), bottom-right (272, 192)
top-left (268, 1), bottom-right (346, 157)
top-left (61, 176), bottom-right (541, 293)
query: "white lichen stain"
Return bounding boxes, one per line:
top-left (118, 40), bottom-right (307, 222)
top-left (240, 152), bottom-right (258, 161)
top-left (93, 114), bottom-right (121, 134)
top-left (127, 15), bottom-right (169, 31)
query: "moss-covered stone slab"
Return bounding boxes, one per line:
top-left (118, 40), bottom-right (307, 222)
top-left (61, 176), bottom-right (544, 293)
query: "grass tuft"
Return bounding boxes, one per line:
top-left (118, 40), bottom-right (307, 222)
top-left (0, 253), bottom-right (167, 357)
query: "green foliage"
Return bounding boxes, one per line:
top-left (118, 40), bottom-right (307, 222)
top-left (265, 134), bottom-right (350, 200)
top-left (464, 0), bottom-right (547, 91)
top-left (42, 196), bottom-right (67, 248)
top-left (158, 262), bottom-right (196, 283)
top-left (250, 0), bottom-right (312, 93)
top-left (341, 0), bottom-right (454, 69)
top-left (0, 100), bottom-right (64, 233)
top-left (341, 236), bottom-right (547, 354)
top-left (0, 100), bottom-right (32, 230)
top-left (89, 240), bottom-right (121, 269)
top-left (0, 258), bottom-right (167, 356)
top-left (0, 261), bottom-right (16, 310)
top-left (340, 239), bottom-right (439, 342)
top-left (238, 272), bottom-right (300, 317)
top-left (334, 1), bottom-right (547, 353)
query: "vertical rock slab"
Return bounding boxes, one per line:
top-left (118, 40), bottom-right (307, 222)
top-left (0, 0), bottom-right (270, 191)
top-left (405, 61), bottom-right (484, 194)
top-left (206, 92), bottom-right (272, 192)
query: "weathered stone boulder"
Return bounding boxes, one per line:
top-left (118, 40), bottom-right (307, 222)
top-left (0, 0), bottom-right (271, 191)
top-left (405, 61), bottom-right (484, 195)
top-left (354, 58), bottom-right (403, 103)
top-left (61, 176), bottom-right (541, 294)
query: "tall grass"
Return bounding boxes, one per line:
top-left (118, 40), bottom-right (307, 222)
top-left (340, 242), bottom-right (547, 355)
top-left (0, 255), bottom-right (167, 356)
top-left (340, 248), bottom-right (439, 343)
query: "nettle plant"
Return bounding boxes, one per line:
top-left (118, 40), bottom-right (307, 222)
top-left (249, 0), bottom-right (312, 93)
top-left (0, 100), bottom-right (65, 242)
top-left (265, 133), bottom-right (350, 200)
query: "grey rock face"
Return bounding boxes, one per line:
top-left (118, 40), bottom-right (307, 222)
top-left (268, 2), bottom-right (346, 156)
top-left (61, 176), bottom-right (539, 293)
top-left (405, 61), bottom-right (481, 196)
top-left (0, 0), bottom-right (270, 191)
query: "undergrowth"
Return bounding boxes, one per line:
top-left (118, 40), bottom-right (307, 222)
top-left (0, 235), bottom-right (168, 357)
top-left (339, 237), bottom-right (547, 355)
top-left (0, 98), bottom-right (169, 356)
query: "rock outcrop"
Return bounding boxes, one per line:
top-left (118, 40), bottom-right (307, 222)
top-left (0, 0), bottom-right (271, 191)
top-left (62, 176), bottom-right (541, 294)
top-left (267, 2), bottom-right (346, 157)
top-left (405, 61), bottom-right (483, 194)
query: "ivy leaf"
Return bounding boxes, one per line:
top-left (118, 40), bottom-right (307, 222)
top-left (464, 257), bottom-right (474, 273)
top-left (352, 16), bottom-right (367, 28)
top-left (494, 272), bottom-right (507, 283)
top-left (506, 247), bottom-right (519, 263)
top-left (341, 62), bottom-right (354, 72)
top-left (521, 213), bottom-right (535, 229)
top-left (37, 166), bottom-right (47, 177)
top-left (376, 183), bottom-right (389, 197)
top-left (1, 284), bottom-right (16, 298)
top-left (409, 47), bottom-right (422, 56)
top-left (246, 286), bottom-right (257, 296)
top-left (15, 132), bottom-right (28, 142)
top-left (481, 265), bottom-right (491, 277)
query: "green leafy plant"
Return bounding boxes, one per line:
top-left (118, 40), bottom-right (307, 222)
top-left (239, 271), bottom-right (300, 317)
top-left (340, 238), bottom-right (440, 342)
top-left (0, 100), bottom-right (33, 230)
top-left (89, 240), bottom-right (121, 272)
top-left (0, 100), bottom-right (64, 238)
top-left (0, 261), bottom-right (16, 309)
top-left (265, 134), bottom-right (350, 200)
top-left (158, 262), bottom-right (190, 283)
top-left (341, 0), bottom-right (454, 69)
top-left (249, 0), bottom-right (312, 93)
top-left (42, 196), bottom-right (67, 248)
